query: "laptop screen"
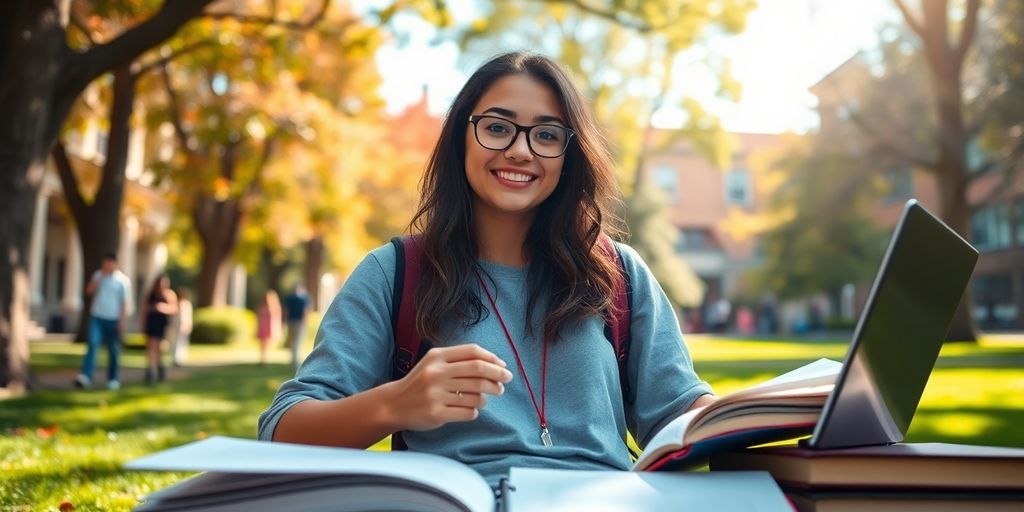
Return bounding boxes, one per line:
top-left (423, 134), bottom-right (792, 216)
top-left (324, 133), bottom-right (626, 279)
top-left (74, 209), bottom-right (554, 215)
top-left (806, 199), bottom-right (978, 449)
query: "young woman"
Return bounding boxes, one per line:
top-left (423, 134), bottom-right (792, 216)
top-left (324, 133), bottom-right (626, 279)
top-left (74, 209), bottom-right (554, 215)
top-left (257, 290), bottom-right (282, 365)
top-left (258, 52), bottom-right (714, 487)
top-left (142, 274), bottom-right (178, 383)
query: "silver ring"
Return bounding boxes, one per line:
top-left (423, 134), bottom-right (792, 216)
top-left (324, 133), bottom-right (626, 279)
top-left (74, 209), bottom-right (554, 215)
top-left (456, 390), bottom-right (462, 397)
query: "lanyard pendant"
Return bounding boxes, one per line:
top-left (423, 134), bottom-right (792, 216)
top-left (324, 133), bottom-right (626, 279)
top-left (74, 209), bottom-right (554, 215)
top-left (540, 427), bottom-right (553, 447)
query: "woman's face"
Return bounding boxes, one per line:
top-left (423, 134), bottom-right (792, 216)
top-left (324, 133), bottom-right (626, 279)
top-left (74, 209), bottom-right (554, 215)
top-left (464, 74), bottom-right (566, 221)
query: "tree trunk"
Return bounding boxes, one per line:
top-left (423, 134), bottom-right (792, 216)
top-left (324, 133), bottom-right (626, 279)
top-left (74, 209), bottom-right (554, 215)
top-left (935, 164), bottom-right (978, 341)
top-left (262, 246), bottom-right (289, 296)
top-left (62, 66), bottom-right (136, 341)
top-left (928, 21), bottom-right (977, 342)
top-left (0, 1), bottom-right (68, 391)
top-left (194, 195), bottom-right (244, 307)
top-left (898, 0), bottom-right (980, 342)
top-left (304, 236), bottom-right (325, 311)
top-left (196, 243), bottom-right (233, 307)
top-left (0, 0), bottom-right (213, 390)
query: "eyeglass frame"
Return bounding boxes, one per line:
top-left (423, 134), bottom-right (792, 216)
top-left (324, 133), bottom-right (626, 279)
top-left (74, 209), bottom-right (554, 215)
top-left (467, 114), bottom-right (576, 158)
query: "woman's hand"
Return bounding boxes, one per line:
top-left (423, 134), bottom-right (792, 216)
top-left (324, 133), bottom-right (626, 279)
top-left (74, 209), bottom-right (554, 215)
top-left (386, 343), bottom-right (513, 432)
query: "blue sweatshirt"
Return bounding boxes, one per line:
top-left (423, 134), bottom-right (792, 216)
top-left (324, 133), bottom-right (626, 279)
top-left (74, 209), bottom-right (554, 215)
top-left (258, 242), bottom-right (712, 487)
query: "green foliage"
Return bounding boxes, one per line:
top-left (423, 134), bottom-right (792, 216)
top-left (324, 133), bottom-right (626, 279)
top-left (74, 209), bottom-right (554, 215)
top-left (752, 148), bottom-right (890, 299)
top-left (624, 182), bottom-right (705, 307)
top-left (189, 307), bottom-right (256, 345)
top-left (979, 0), bottom-right (1024, 162)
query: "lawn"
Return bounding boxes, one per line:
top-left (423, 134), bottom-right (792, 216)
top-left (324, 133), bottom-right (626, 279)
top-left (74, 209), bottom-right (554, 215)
top-left (1, 335), bottom-right (1022, 511)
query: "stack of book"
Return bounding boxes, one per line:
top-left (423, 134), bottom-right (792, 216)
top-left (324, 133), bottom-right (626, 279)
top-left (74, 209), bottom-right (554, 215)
top-left (710, 442), bottom-right (1024, 511)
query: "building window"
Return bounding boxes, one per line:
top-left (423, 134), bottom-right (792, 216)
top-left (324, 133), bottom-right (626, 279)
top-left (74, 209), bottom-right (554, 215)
top-left (651, 165), bottom-right (679, 204)
top-left (837, 103), bottom-right (858, 121)
top-left (1015, 198), bottom-right (1024, 246)
top-left (725, 169), bottom-right (752, 207)
top-left (676, 228), bottom-right (717, 252)
top-left (972, 274), bottom-right (1018, 330)
top-left (883, 167), bottom-right (914, 203)
top-left (971, 204), bottom-right (1011, 252)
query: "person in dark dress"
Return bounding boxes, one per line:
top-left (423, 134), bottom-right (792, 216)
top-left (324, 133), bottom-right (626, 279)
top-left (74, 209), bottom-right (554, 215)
top-left (143, 274), bottom-right (178, 384)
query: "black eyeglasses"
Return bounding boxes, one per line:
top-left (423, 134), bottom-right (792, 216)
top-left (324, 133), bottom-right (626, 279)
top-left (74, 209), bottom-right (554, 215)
top-left (468, 115), bottom-right (575, 158)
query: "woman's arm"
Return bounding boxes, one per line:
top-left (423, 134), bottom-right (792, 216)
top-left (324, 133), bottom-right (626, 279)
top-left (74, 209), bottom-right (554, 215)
top-left (156, 290), bottom-right (178, 315)
top-left (688, 393), bottom-right (717, 411)
top-left (272, 344), bottom-right (512, 448)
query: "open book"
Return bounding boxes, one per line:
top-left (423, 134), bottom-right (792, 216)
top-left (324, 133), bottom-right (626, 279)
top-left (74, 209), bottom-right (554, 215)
top-left (125, 359), bottom-right (839, 511)
top-left (125, 437), bottom-right (791, 511)
top-left (635, 357), bottom-right (841, 471)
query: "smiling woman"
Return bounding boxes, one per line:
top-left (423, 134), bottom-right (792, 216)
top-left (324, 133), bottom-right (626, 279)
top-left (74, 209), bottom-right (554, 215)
top-left (257, 52), bottom-right (716, 489)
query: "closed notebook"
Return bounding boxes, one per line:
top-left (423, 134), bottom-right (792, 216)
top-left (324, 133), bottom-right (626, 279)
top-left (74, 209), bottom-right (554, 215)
top-left (785, 488), bottom-right (1024, 512)
top-left (709, 443), bottom-right (1024, 490)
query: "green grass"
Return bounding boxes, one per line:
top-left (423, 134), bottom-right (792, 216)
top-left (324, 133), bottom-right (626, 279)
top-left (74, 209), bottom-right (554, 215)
top-left (2, 335), bottom-right (1023, 511)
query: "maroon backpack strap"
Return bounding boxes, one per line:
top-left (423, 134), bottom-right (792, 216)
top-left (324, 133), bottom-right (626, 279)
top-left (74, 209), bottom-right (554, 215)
top-left (598, 235), bottom-right (634, 405)
top-left (390, 235), bottom-right (422, 381)
top-left (389, 235), bottom-right (425, 451)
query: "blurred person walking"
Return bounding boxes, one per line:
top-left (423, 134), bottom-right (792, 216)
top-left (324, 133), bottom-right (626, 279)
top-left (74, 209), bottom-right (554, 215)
top-left (257, 290), bottom-right (282, 365)
top-left (142, 274), bottom-right (178, 383)
top-left (171, 288), bottom-right (193, 367)
top-left (283, 284), bottom-right (310, 371)
top-left (75, 252), bottom-right (133, 390)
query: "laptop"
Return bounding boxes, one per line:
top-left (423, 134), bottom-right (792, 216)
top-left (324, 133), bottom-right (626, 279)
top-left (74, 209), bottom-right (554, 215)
top-left (803, 199), bottom-right (978, 449)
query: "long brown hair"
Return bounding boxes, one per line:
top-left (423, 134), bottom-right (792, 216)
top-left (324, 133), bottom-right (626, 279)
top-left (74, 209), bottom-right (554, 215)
top-left (410, 52), bottom-right (623, 343)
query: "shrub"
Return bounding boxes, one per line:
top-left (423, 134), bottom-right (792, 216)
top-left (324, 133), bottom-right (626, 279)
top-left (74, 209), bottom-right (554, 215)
top-left (190, 307), bottom-right (256, 345)
top-left (825, 315), bottom-right (857, 331)
top-left (123, 332), bottom-right (146, 349)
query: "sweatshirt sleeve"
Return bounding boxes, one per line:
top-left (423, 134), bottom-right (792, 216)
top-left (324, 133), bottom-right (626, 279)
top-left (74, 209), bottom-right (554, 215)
top-left (616, 243), bottom-right (714, 448)
top-left (257, 244), bottom-right (398, 441)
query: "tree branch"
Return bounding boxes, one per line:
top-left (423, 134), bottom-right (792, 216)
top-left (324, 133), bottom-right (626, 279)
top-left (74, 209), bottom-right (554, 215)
top-left (94, 66), bottom-right (135, 208)
top-left (50, 141), bottom-right (90, 221)
top-left (847, 107), bottom-right (936, 170)
top-left (202, 0), bottom-right (331, 30)
top-left (955, 0), bottom-right (980, 62)
top-left (133, 39), bottom-right (215, 78)
top-left (63, 0), bottom-right (216, 96)
top-left (561, 0), bottom-right (653, 32)
top-left (69, 11), bottom-right (97, 46)
top-left (972, 137), bottom-right (1024, 206)
top-left (894, 0), bottom-right (927, 40)
top-left (158, 63), bottom-right (192, 151)
top-left (244, 133), bottom-right (278, 201)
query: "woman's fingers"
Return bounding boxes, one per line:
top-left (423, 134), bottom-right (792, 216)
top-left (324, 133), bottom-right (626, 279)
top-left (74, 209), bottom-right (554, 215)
top-left (446, 389), bottom-right (488, 409)
top-left (450, 376), bottom-right (504, 396)
top-left (438, 343), bottom-right (507, 368)
top-left (445, 360), bottom-right (513, 385)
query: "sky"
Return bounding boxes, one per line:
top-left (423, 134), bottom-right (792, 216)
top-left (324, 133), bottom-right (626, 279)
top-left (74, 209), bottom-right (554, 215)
top-left (369, 0), bottom-right (903, 134)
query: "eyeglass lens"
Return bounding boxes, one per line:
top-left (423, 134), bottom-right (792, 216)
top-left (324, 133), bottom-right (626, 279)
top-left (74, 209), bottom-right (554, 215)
top-left (473, 116), bottom-right (569, 158)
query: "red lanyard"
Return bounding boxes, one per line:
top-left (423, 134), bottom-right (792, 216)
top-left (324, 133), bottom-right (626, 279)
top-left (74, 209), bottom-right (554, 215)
top-left (474, 268), bottom-right (552, 447)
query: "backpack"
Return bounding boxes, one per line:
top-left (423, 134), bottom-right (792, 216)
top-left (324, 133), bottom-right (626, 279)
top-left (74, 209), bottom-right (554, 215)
top-left (388, 235), bottom-right (633, 450)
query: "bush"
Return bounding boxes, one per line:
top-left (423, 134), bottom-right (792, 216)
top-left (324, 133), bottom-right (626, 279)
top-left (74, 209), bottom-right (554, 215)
top-left (123, 332), bottom-right (146, 349)
top-left (825, 315), bottom-right (857, 331)
top-left (190, 307), bottom-right (256, 345)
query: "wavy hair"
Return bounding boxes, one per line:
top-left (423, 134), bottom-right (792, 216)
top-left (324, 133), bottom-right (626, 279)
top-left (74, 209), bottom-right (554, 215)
top-left (409, 52), bottom-right (623, 344)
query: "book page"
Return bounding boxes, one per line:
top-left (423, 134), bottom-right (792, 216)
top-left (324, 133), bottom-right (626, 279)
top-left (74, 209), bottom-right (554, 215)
top-left (631, 359), bottom-right (841, 470)
top-left (507, 468), bottom-right (792, 511)
top-left (125, 436), bottom-right (495, 512)
top-left (730, 358), bottom-right (841, 396)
